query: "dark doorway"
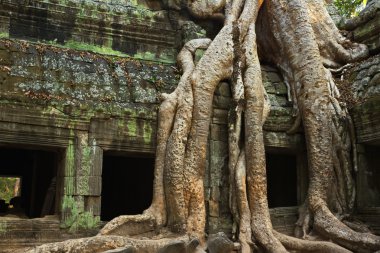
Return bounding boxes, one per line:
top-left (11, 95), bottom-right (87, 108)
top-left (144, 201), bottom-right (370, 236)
top-left (364, 145), bottom-right (380, 206)
top-left (101, 153), bottom-right (154, 221)
top-left (0, 147), bottom-right (58, 218)
top-left (266, 153), bottom-right (297, 208)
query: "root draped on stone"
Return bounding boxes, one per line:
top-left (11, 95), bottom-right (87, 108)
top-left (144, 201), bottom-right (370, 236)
top-left (23, 0), bottom-right (380, 252)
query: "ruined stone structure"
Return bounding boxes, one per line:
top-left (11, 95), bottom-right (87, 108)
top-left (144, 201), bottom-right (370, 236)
top-left (0, 0), bottom-right (378, 252)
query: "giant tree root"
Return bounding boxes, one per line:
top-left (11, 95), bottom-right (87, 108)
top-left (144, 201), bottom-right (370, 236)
top-left (15, 0), bottom-right (380, 252)
top-left (274, 231), bottom-right (352, 253)
top-left (20, 235), bottom-right (195, 253)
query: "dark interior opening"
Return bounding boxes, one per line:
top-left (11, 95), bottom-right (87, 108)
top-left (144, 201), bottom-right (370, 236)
top-left (266, 153), bottom-right (297, 208)
top-left (101, 152), bottom-right (154, 221)
top-left (0, 147), bottom-right (58, 218)
top-left (365, 145), bottom-right (380, 206)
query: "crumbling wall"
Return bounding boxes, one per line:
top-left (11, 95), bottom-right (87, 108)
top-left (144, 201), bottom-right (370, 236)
top-left (0, 0), bottom-right (177, 62)
top-left (342, 4), bottom-right (380, 235)
top-left (3, 0), bottom-right (379, 249)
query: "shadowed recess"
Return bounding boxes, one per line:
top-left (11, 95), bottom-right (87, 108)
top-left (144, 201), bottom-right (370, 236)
top-left (0, 147), bottom-right (58, 218)
top-left (266, 153), bottom-right (297, 208)
top-left (101, 152), bottom-right (154, 221)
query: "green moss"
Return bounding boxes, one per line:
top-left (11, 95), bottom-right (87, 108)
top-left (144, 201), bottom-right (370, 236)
top-left (61, 40), bottom-right (129, 58)
top-left (38, 39), bottom-right (174, 63)
top-left (0, 32), bottom-right (9, 39)
top-left (0, 177), bottom-right (19, 203)
top-left (76, 176), bottom-right (90, 195)
top-left (65, 141), bottom-right (75, 177)
top-left (61, 196), bottom-right (100, 232)
top-left (75, 211), bottom-right (100, 230)
top-left (195, 49), bottom-right (205, 64)
top-left (0, 221), bottom-right (7, 234)
top-left (81, 146), bottom-right (92, 176)
top-left (143, 122), bottom-right (153, 144)
top-left (133, 51), bottom-right (175, 64)
top-left (127, 118), bottom-right (137, 136)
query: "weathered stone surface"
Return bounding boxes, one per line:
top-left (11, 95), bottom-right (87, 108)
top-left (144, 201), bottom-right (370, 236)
top-left (212, 109), bottom-right (228, 125)
top-left (355, 208), bottom-right (380, 234)
top-left (0, 39), bottom-right (177, 106)
top-left (3, 2), bottom-right (368, 248)
top-left (209, 200), bottom-right (220, 218)
top-left (210, 140), bottom-right (228, 158)
top-left (207, 232), bottom-right (234, 253)
top-left (63, 177), bottom-right (76, 195)
top-left (264, 107), bottom-right (294, 132)
top-left (213, 95), bottom-right (232, 109)
top-left (264, 132), bottom-right (304, 150)
top-left (346, 3), bottom-right (380, 54)
top-left (157, 240), bottom-right (186, 253)
top-left (350, 56), bottom-right (380, 99)
top-left (0, 216), bottom-right (96, 252)
top-left (0, 0), bottom-right (177, 63)
top-left (353, 11), bottom-right (380, 42)
top-left (348, 55), bottom-right (380, 145)
top-left (210, 123), bottom-right (228, 142)
top-left (75, 176), bottom-right (102, 196)
top-left (269, 207), bottom-right (299, 235)
top-left (214, 82), bottom-right (231, 97)
top-left (85, 196), bottom-right (102, 216)
top-left (0, 39), bottom-right (176, 155)
top-left (351, 97), bottom-right (380, 144)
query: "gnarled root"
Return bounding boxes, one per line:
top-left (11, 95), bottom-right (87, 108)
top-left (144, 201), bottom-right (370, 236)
top-left (20, 235), bottom-right (194, 253)
top-left (274, 230), bottom-right (352, 253)
top-left (17, 0), bottom-right (379, 253)
top-left (313, 202), bottom-right (380, 252)
top-left (305, 0), bottom-right (369, 67)
top-left (99, 214), bottom-right (157, 236)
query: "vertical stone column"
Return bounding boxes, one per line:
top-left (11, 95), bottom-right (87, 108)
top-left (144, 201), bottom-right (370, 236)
top-left (207, 82), bottom-right (233, 235)
top-left (60, 131), bottom-right (103, 230)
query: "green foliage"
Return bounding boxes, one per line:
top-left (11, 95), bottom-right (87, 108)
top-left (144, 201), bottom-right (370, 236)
top-left (0, 32), bottom-right (9, 39)
top-left (0, 177), bottom-right (18, 203)
top-left (0, 221), bottom-right (6, 234)
top-left (61, 196), bottom-right (100, 232)
top-left (334, 0), bottom-right (367, 17)
top-left (40, 39), bottom-right (174, 63)
top-left (42, 39), bottom-right (129, 58)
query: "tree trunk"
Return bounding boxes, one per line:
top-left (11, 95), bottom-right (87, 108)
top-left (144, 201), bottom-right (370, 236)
top-left (22, 0), bottom-right (380, 252)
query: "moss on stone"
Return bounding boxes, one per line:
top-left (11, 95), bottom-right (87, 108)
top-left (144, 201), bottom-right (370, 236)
top-left (61, 196), bottom-right (100, 232)
top-left (0, 221), bottom-right (6, 234)
top-left (41, 39), bottom-right (130, 58)
top-left (133, 51), bottom-right (175, 64)
top-left (127, 118), bottom-right (137, 136)
top-left (0, 32), bottom-right (9, 39)
top-left (144, 122), bottom-right (153, 144)
top-left (80, 146), bottom-right (92, 176)
top-left (65, 140), bottom-right (76, 177)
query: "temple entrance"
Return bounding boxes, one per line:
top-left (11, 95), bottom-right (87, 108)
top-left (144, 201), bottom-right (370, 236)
top-left (366, 145), bottom-right (380, 201)
top-left (360, 145), bottom-right (380, 207)
top-left (0, 146), bottom-right (59, 218)
top-left (266, 153), bottom-right (298, 208)
top-left (101, 152), bottom-right (154, 221)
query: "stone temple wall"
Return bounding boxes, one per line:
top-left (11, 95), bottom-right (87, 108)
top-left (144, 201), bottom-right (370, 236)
top-left (0, 0), bottom-right (379, 250)
top-left (0, 37), bottom-right (179, 250)
top-left (0, 35), bottom-right (306, 249)
top-left (345, 3), bottom-right (380, 235)
top-left (0, 0), bottom-right (177, 62)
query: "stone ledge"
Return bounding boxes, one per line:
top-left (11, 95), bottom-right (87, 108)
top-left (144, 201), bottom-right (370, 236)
top-left (0, 0), bottom-right (177, 62)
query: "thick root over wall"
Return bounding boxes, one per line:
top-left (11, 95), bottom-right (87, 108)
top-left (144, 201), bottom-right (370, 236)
top-left (22, 0), bottom-right (380, 252)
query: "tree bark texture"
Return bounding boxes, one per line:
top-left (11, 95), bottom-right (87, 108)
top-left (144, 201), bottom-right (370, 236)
top-left (22, 0), bottom-right (380, 252)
